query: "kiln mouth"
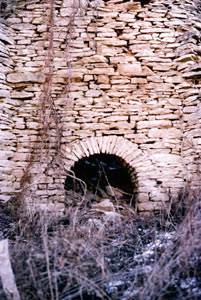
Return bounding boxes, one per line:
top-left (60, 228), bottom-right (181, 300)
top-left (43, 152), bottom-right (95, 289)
top-left (65, 154), bottom-right (136, 205)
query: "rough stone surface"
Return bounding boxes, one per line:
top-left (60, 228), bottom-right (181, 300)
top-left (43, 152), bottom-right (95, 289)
top-left (0, 0), bottom-right (200, 212)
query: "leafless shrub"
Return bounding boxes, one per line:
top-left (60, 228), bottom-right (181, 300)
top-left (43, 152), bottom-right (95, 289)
top-left (135, 195), bottom-right (201, 300)
top-left (0, 191), bottom-right (200, 300)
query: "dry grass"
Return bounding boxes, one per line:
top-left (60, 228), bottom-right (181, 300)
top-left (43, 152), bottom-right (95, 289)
top-left (138, 195), bottom-right (201, 300)
top-left (0, 192), bottom-right (201, 300)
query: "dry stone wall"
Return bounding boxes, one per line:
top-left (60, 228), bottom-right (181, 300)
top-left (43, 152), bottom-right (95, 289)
top-left (0, 22), bottom-right (16, 202)
top-left (0, 0), bottom-right (201, 212)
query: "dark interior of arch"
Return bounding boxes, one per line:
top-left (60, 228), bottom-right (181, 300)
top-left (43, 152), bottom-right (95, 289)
top-left (65, 154), bottom-right (135, 204)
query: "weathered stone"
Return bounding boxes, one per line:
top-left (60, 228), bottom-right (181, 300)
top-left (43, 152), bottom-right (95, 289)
top-left (183, 71), bottom-right (201, 79)
top-left (97, 75), bottom-right (109, 84)
top-left (138, 201), bottom-right (164, 211)
top-left (137, 120), bottom-right (172, 129)
top-left (176, 54), bottom-right (197, 63)
top-left (7, 72), bottom-right (45, 83)
top-left (0, 32), bottom-right (13, 45)
top-left (148, 128), bottom-right (182, 139)
top-left (11, 91), bottom-right (34, 99)
top-left (92, 199), bottom-right (115, 212)
top-left (118, 63), bottom-right (142, 76)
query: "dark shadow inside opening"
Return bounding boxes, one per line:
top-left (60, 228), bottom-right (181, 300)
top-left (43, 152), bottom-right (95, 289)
top-left (65, 154), bottom-right (135, 205)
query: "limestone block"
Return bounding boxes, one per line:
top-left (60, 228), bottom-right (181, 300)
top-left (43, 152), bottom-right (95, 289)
top-left (131, 78), bottom-right (147, 84)
top-left (79, 141), bottom-right (90, 157)
top-left (84, 75), bottom-right (94, 81)
top-left (89, 137), bottom-right (100, 154)
top-left (97, 31), bottom-right (117, 38)
top-left (111, 78), bottom-right (130, 84)
top-left (148, 128), bottom-right (182, 139)
top-left (102, 115), bottom-right (128, 122)
top-left (89, 67), bottom-right (115, 75)
top-left (0, 72), bottom-right (6, 81)
top-left (11, 91), bottom-right (34, 99)
top-left (81, 123), bottom-right (109, 130)
top-left (0, 131), bottom-right (15, 140)
top-left (140, 28), bottom-right (171, 34)
top-left (0, 32), bottom-right (13, 45)
top-left (85, 139), bottom-right (95, 155)
top-left (164, 76), bottom-right (183, 84)
top-left (63, 122), bottom-right (80, 130)
top-left (117, 13), bottom-right (135, 22)
top-left (85, 90), bottom-right (102, 97)
top-left (152, 63), bottom-right (173, 72)
top-left (150, 190), bottom-right (169, 202)
top-left (32, 17), bottom-right (44, 24)
top-left (13, 153), bottom-right (29, 161)
top-left (80, 55), bottom-right (108, 64)
top-left (37, 25), bottom-right (47, 33)
top-left (7, 17), bottom-right (21, 24)
top-left (0, 195), bottom-right (11, 201)
top-left (97, 45), bottom-right (123, 56)
top-left (137, 120), bottom-right (172, 129)
top-left (0, 151), bottom-right (13, 160)
top-left (97, 75), bottom-right (110, 84)
top-left (97, 10), bottom-right (118, 17)
top-left (118, 63), bottom-right (142, 76)
top-left (7, 72), bottom-right (45, 84)
top-left (110, 55), bottom-right (137, 64)
top-left (161, 37), bottom-right (176, 43)
top-left (135, 48), bottom-right (154, 57)
top-left (183, 71), bottom-right (201, 79)
top-left (98, 84), bottom-right (111, 90)
top-left (72, 143), bottom-right (85, 159)
top-left (138, 193), bottom-right (149, 203)
top-left (138, 201), bottom-right (164, 211)
top-left (150, 153), bottom-right (181, 165)
top-left (119, 29), bottom-right (139, 40)
top-left (0, 160), bottom-right (14, 168)
top-left (161, 179), bottom-right (184, 188)
top-left (0, 90), bottom-right (10, 98)
top-left (109, 122), bottom-right (133, 129)
top-left (142, 66), bottom-right (155, 76)
top-left (127, 2), bottom-right (141, 11)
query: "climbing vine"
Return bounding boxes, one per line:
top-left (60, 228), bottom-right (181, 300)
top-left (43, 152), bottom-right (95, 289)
top-left (12, 0), bottom-right (91, 210)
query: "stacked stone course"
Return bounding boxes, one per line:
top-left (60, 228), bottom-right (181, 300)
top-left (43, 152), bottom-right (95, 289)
top-left (0, 22), bottom-right (16, 202)
top-left (0, 0), bottom-right (201, 212)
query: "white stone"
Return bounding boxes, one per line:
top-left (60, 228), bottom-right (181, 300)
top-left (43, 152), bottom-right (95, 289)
top-left (118, 63), bottom-right (142, 76)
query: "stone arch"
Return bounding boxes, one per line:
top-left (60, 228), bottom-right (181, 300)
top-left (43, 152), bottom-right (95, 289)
top-left (65, 136), bottom-right (142, 168)
top-left (62, 136), bottom-right (157, 210)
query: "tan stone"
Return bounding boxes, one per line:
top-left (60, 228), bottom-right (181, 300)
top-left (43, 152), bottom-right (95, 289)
top-left (11, 91), bottom-right (34, 99)
top-left (95, 37), bottom-right (127, 47)
top-left (97, 75), bottom-right (109, 84)
top-left (138, 120), bottom-right (172, 129)
top-left (89, 67), bottom-right (115, 75)
top-left (148, 128), bottom-right (182, 139)
top-left (7, 72), bottom-right (45, 84)
top-left (118, 63), bottom-right (142, 76)
top-left (80, 55), bottom-right (108, 64)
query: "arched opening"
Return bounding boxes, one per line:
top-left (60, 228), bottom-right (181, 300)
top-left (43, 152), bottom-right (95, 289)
top-left (65, 154), bottom-right (136, 206)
